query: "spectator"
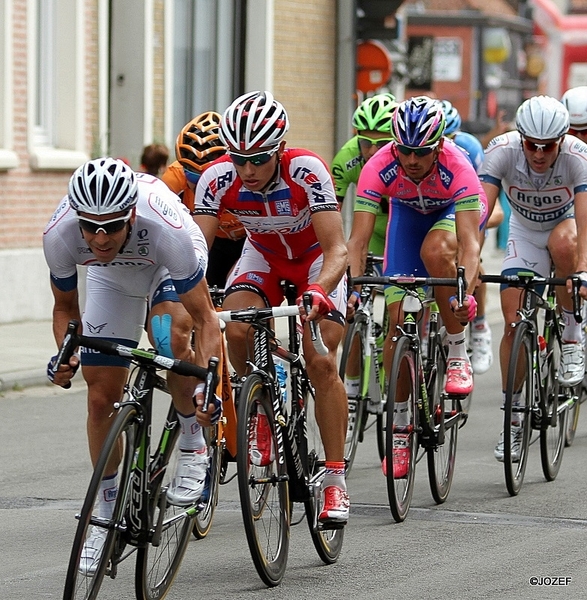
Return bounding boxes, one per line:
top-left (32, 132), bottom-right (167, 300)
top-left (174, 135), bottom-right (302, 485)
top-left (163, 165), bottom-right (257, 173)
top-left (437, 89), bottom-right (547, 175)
top-left (140, 143), bottom-right (170, 177)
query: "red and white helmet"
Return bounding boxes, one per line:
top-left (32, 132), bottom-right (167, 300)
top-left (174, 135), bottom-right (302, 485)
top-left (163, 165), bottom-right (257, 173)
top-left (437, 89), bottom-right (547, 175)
top-left (220, 91), bottom-right (289, 151)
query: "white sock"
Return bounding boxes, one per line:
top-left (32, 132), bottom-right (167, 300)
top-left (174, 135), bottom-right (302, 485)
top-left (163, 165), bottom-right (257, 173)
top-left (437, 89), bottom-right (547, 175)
top-left (562, 309), bottom-right (581, 343)
top-left (394, 401), bottom-right (409, 426)
top-left (98, 473), bottom-right (117, 520)
top-left (177, 411), bottom-right (206, 451)
top-left (345, 377), bottom-right (360, 396)
top-left (446, 331), bottom-right (468, 360)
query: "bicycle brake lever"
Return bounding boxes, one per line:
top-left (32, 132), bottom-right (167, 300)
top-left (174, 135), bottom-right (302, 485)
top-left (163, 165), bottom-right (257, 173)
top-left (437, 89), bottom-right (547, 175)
top-left (201, 356), bottom-right (219, 414)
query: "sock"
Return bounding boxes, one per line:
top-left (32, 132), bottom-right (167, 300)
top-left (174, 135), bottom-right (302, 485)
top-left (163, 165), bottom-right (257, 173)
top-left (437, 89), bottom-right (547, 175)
top-left (177, 411), bottom-right (206, 451)
top-left (394, 401), bottom-right (409, 427)
top-left (345, 377), bottom-right (360, 397)
top-left (502, 391), bottom-right (523, 426)
top-left (323, 461), bottom-right (346, 490)
top-left (562, 309), bottom-right (581, 343)
top-left (446, 331), bottom-right (468, 360)
top-left (472, 316), bottom-right (488, 331)
top-left (98, 473), bottom-right (118, 520)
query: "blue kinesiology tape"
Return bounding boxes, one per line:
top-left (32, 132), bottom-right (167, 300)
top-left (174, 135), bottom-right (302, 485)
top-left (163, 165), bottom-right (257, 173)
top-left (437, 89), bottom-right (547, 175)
top-left (151, 313), bottom-right (174, 358)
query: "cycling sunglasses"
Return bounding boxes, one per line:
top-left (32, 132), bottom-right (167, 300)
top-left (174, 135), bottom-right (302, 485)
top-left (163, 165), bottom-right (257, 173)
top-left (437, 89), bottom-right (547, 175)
top-left (521, 137), bottom-right (560, 153)
top-left (184, 168), bottom-right (201, 185)
top-left (357, 135), bottom-right (393, 151)
top-left (396, 142), bottom-right (439, 157)
top-left (228, 146), bottom-right (279, 167)
top-left (78, 212), bottom-right (132, 235)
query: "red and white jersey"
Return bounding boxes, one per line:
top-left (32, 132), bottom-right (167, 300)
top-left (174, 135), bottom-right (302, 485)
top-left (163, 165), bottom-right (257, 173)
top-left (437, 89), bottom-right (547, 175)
top-left (193, 148), bottom-right (339, 260)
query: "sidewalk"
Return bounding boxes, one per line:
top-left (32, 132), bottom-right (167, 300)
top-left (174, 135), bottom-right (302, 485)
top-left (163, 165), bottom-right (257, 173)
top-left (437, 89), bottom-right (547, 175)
top-left (0, 239), bottom-right (506, 393)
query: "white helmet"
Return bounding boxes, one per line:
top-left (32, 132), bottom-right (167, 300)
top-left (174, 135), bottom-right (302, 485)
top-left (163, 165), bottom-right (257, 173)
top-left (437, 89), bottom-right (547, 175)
top-left (515, 95), bottom-right (569, 140)
top-left (68, 157), bottom-right (138, 215)
top-left (561, 86), bottom-right (587, 128)
top-left (220, 91), bottom-right (289, 151)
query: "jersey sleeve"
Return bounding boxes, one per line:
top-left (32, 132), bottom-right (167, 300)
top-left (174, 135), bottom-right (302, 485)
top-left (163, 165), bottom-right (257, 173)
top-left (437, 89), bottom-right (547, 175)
top-left (288, 152), bottom-right (339, 213)
top-left (478, 133), bottom-right (511, 189)
top-left (355, 156), bottom-right (388, 215)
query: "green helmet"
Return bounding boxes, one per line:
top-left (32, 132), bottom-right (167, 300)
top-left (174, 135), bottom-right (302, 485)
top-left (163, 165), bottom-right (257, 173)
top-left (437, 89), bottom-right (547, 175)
top-left (352, 93), bottom-right (398, 133)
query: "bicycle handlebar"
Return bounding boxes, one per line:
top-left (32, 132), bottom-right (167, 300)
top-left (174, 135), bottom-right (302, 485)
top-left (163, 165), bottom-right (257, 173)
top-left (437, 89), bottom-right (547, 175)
top-left (217, 304), bottom-right (329, 356)
top-left (351, 272), bottom-right (465, 291)
top-left (480, 273), bottom-right (582, 323)
top-left (55, 319), bottom-right (212, 381)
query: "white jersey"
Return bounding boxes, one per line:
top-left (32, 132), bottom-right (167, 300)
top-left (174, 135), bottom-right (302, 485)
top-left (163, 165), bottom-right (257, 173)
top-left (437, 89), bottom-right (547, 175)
top-left (43, 173), bottom-right (208, 294)
top-left (479, 131), bottom-right (587, 232)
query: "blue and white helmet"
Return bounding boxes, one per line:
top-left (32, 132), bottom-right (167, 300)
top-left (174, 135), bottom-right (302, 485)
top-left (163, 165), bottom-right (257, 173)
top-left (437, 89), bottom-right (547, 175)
top-left (440, 100), bottom-right (462, 136)
top-left (392, 96), bottom-right (446, 147)
top-left (68, 157), bottom-right (138, 215)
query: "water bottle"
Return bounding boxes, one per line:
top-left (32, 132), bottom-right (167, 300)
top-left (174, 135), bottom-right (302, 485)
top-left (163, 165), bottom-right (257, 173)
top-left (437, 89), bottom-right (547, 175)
top-left (538, 335), bottom-right (548, 381)
top-left (274, 358), bottom-right (288, 405)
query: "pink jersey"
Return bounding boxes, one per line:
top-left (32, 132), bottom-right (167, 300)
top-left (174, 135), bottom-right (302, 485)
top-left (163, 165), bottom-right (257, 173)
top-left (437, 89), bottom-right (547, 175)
top-left (356, 139), bottom-right (487, 221)
top-left (194, 148), bottom-right (339, 260)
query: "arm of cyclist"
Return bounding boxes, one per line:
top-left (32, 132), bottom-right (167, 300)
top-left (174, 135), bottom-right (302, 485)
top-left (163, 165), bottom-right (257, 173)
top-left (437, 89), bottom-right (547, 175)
top-left (569, 189), bottom-right (587, 299)
top-left (298, 209), bottom-right (348, 322)
top-left (178, 278), bottom-right (223, 421)
top-left (193, 213), bottom-right (220, 251)
top-left (450, 205), bottom-right (481, 322)
top-left (48, 282), bottom-right (81, 387)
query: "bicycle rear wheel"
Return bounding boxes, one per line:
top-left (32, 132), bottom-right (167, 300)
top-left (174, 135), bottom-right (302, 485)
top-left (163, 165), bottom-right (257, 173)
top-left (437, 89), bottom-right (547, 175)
top-left (426, 336), bottom-right (458, 504)
top-left (63, 404), bottom-right (139, 600)
top-left (540, 339), bottom-right (566, 481)
top-left (236, 373), bottom-right (289, 587)
top-left (385, 335), bottom-right (418, 522)
top-left (135, 422), bottom-right (195, 599)
top-left (504, 322), bottom-right (533, 496)
top-left (565, 380), bottom-right (584, 446)
top-left (303, 383), bottom-right (345, 564)
top-left (338, 316), bottom-right (368, 473)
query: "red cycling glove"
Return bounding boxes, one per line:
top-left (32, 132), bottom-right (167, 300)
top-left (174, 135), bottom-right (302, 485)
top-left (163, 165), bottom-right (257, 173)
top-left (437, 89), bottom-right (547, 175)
top-left (298, 283), bottom-right (336, 317)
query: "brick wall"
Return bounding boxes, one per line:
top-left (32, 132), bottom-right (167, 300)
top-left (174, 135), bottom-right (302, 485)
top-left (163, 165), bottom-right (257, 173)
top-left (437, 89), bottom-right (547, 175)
top-left (273, 0), bottom-right (337, 163)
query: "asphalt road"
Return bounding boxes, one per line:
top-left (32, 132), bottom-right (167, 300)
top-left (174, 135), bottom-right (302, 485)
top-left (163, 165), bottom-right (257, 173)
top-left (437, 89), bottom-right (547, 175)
top-left (2, 329), bottom-right (587, 599)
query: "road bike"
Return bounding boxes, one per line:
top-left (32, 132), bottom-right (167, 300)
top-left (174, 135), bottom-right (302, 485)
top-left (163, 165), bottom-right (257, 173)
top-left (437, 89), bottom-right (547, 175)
top-left (217, 287), bottom-right (344, 587)
top-left (339, 254), bottom-right (387, 472)
top-left (55, 320), bottom-right (219, 600)
top-left (480, 272), bottom-right (582, 496)
top-left (352, 269), bottom-right (469, 522)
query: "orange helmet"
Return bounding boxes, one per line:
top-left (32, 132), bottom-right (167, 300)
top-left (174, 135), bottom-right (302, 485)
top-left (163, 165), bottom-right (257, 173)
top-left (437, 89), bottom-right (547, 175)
top-left (175, 111), bottom-right (226, 173)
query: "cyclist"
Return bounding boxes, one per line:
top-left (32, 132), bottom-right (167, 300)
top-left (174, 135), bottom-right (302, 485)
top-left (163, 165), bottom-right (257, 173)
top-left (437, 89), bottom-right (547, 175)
top-left (561, 86), bottom-right (587, 144)
top-left (331, 92), bottom-right (397, 257)
top-left (441, 99), bottom-right (496, 375)
top-left (347, 96), bottom-right (485, 478)
top-left (162, 112), bottom-right (246, 288)
top-left (478, 95), bottom-right (587, 461)
top-left (43, 158), bottom-right (222, 572)
top-left (193, 91), bottom-right (350, 527)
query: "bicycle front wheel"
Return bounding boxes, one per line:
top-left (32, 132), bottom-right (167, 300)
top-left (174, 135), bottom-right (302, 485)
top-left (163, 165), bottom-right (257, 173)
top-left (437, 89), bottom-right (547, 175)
top-left (338, 316), bottom-right (368, 473)
top-left (565, 380), bottom-right (584, 446)
top-left (540, 339), bottom-right (566, 481)
top-left (236, 373), bottom-right (289, 587)
top-left (63, 404), bottom-right (140, 600)
top-left (385, 335), bottom-right (418, 523)
top-left (135, 425), bottom-right (194, 599)
top-left (504, 322), bottom-right (533, 496)
top-left (426, 334), bottom-right (458, 504)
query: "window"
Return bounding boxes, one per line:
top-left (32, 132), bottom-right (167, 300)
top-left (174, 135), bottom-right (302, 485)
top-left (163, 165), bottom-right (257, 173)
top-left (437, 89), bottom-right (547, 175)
top-left (171, 0), bottom-right (237, 136)
top-left (0, 0), bottom-right (18, 170)
top-left (27, 0), bottom-right (88, 170)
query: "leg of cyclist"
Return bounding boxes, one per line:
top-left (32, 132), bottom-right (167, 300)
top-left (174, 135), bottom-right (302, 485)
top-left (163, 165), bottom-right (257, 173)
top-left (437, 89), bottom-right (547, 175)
top-left (549, 218), bottom-right (584, 386)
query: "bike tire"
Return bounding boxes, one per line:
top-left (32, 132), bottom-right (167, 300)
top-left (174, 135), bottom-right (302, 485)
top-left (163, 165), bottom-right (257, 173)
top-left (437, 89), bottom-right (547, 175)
top-left (565, 381), bottom-right (584, 447)
top-left (426, 335), bottom-right (458, 504)
top-left (63, 404), bottom-right (140, 600)
top-left (192, 423), bottom-right (223, 539)
top-left (302, 381), bottom-right (345, 564)
top-left (385, 335), bottom-right (418, 522)
top-left (135, 422), bottom-right (195, 599)
top-left (236, 373), bottom-right (289, 587)
top-left (539, 337), bottom-right (566, 481)
top-left (338, 316), bottom-right (368, 474)
top-left (504, 322), bottom-right (533, 496)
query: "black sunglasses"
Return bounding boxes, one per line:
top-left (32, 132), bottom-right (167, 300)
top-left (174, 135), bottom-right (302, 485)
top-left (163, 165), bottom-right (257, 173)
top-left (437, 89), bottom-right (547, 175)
top-left (396, 143), bottom-right (439, 157)
top-left (78, 212), bottom-right (132, 235)
top-left (228, 146), bottom-right (279, 167)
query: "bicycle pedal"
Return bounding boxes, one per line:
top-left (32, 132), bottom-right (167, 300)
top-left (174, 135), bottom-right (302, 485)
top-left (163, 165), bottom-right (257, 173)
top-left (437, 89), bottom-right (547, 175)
top-left (318, 521), bottom-right (346, 531)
